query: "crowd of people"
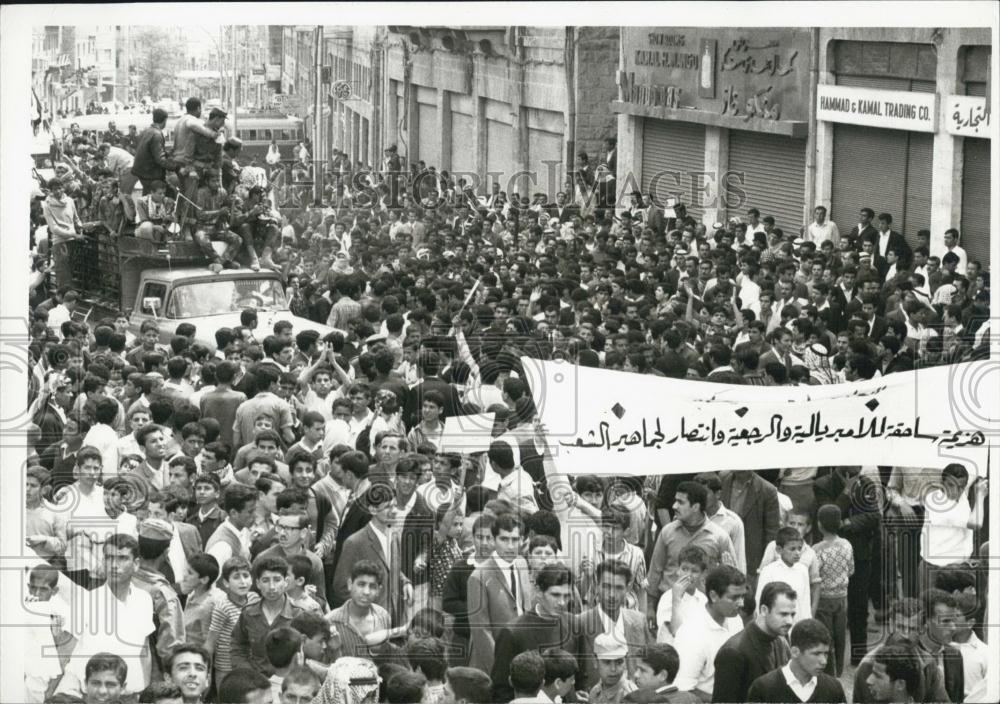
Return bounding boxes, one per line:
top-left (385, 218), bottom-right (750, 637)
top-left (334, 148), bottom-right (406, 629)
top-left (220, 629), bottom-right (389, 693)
top-left (24, 94), bottom-right (992, 704)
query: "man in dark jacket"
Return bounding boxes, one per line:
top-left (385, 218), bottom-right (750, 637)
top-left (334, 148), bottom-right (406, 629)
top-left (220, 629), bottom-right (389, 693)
top-left (814, 467), bottom-right (884, 665)
top-left (403, 349), bottom-right (464, 430)
top-left (747, 619), bottom-right (847, 702)
top-left (712, 581), bottom-right (795, 703)
top-left (131, 108), bottom-right (172, 193)
top-left (719, 470), bottom-right (780, 580)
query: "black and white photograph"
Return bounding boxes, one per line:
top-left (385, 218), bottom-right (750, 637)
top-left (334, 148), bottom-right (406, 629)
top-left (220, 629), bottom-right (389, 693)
top-left (0, 4), bottom-right (997, 704)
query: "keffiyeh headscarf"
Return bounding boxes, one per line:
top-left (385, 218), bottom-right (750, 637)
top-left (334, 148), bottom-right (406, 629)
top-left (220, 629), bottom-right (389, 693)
top-left (312, 657), bottom-right (381, 704)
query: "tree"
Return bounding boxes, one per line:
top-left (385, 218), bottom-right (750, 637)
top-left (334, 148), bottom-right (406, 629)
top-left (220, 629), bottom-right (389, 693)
top-left (133, 28), bottom-right (180, 100)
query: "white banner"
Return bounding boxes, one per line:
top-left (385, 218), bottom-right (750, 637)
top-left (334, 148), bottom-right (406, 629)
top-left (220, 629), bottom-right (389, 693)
top-left (817, 84), bottom-right (937, 132)
top-left (524, 358), bottom-right (995, 476)
top-left (945, 95), bottom-right (991, 138)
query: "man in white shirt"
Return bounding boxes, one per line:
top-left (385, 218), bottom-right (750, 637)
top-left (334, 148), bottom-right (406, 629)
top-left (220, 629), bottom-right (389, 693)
top-left (490, 441), bottom-right (538, 515)
top-left (920, 463), bottom-right (986, 576)
top-left (950, 592), bottom-right (989, 703)
top-left (943, 228), bottom-right (968, 274)
top-left (673, 564), bottom-right (745, 700)
top-left (806, 206), bottom-right (840, 246)
top-left (53, 534), bottom-right (156, 698)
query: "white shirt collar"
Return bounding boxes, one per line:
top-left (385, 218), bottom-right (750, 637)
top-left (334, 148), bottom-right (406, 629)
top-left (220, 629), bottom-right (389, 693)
top-left (781, 662), bottom-right (818, 702)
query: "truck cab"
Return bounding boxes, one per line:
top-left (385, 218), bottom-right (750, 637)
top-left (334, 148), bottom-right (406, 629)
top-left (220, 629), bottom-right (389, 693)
top-left (133, 266), bottom-right (343, 350)
top-left (70, 232), bottom-right (343, 351)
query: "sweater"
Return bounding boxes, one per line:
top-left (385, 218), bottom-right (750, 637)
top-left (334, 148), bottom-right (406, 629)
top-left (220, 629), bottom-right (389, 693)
top-left (712, 621), bottom-right (791, 703)
top-left (747, 668), bottom-right (846, 703)
top-left (42, 194), bottom-right (81, 245)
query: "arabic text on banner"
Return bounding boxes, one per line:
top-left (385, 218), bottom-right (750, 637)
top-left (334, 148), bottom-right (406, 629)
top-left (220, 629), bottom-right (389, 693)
top-left (522, 358), bottom-right (996, 475)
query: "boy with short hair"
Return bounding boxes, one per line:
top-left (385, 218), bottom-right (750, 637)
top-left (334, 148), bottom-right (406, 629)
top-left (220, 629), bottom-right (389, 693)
top-left (187, 472), bottom-right (224, 549)
top-left (950, 591), bottom-right (989, 702)
top-left (626, 644), bottom-right (681, 703)
top-left (656, 545), bottom-right (707, 643)
top-left (82, 653), bottom-right (128, 704)
top-left (204, 556), bottom-right (258, 689)
top-left (24, 563), bottom-right (72, 703)
top-left (756, 527), bottom-right (812, 623)
top-left (231, 555), bottom-right (303, 675)
top-left (286, 553), bottom-right (327, 615)
top-left (758, 508), bottom-right (821, 613)
top-left (813, 504), bottom-right (854, 677)
top-left (265, 626), bottom-right (304, 701)
top-left (178, 552), bottom-right (222, 648)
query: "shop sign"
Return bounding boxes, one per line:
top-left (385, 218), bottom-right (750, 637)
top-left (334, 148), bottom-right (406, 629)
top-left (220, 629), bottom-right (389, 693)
top-left (618, 28), bottom-right (811, 128)
top-left (944, 95), bottom-right (990, 138)
top-left (817, 84), bottom-right (937, 132)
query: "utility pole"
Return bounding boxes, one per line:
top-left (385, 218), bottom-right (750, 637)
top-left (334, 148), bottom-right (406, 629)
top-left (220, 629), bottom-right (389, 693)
top-left (231, 25), bottom-right (238, 133)
top-left (314, 25), bottom-right (323, 204)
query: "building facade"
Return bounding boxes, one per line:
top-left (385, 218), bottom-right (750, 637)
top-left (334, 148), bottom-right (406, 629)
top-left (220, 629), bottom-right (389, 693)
top-left (325, 26), bottom-right (620, 199)
top-left (615, 26), bottom-right (992, 263)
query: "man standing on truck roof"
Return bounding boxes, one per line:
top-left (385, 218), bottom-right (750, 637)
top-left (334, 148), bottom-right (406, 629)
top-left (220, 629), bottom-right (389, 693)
top-left (190, 169), bottom-right (243, 273)
top-left (132, 108), bottom-right (173, 194)
top-left (97, 141), bottom-right (137, 223)
top-left (174, 97), bottom-right (221, 234)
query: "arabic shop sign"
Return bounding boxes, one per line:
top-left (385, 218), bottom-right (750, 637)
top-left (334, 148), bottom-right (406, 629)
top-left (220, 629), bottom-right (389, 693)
top-left (618, 27), bottom-right (811, 127)
top-left (525, 358), bottom-right (994, 476)
top-left (945, 95), bottom-right (991, 138)
top-left (817, 84), bottom-right (937, 133)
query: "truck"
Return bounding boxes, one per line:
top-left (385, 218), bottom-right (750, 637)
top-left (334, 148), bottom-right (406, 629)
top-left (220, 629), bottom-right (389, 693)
top-left (69, 231), bottom-right (343, 350)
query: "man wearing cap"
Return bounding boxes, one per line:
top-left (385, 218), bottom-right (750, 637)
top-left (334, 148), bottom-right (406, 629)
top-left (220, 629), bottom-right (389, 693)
top-left (133, 517), bottom-right (187, 682)
top-left (589, 633), bottom-right (638, 704)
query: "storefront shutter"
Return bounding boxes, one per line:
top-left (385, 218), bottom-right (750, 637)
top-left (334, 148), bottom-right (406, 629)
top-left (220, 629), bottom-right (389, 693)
top-left (417, 102), bottom-right (440, 169)
top-left (528, 128), bottom-right (564, 198)
top-left (961, 138), bottom-right (991, 266)
top-left (727, 130), bottom-right (807, 235)
top-left (487, 119), bottom-right (514, 193)
top-left (831, 123), bottom-right (908, 234)
top-left (641, 118), bottom-right (706, 220)
top-left (450, 111), bottom-right (475, 178)
top-left (902, 132), bottom-right (933, 239)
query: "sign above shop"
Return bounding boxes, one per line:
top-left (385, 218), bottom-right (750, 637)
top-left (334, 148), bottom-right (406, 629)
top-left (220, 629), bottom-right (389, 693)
top-left (817, 84), bottom-right (937, 133)
top-left (614, 28), bottom-right (811, 136)
top-left (944, 95), bottom-right (991, 138)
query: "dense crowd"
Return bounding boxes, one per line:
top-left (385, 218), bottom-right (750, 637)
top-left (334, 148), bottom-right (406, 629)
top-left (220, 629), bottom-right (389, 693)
top-left (24, 96), bottom-right (991, 704)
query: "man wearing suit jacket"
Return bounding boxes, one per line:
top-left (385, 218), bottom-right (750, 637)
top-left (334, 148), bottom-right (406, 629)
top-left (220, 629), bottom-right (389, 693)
top-left (490, 564), bottom-right (588, 702)
top-left (858, 295), bottom-right (889, 342)
top-left (747, 619), bottom-right (846, 703)
top-left (331, 481), bottom-right (412, 627)
top-left (870, 213), bottom-right (912, 269)
top-left (625, 644), bottom-right (683, 704)
top-left (467, 513), bottom-right (535, 673)
top-left (846, 207), bottom-right (878, 252)
top-left (719, 471), bottom-right (780, 580)
top-left (576, 558), bottom-right (651, 691)
top-left (712, 581), bottom-right (795, 704)
top-left (545, 191), bottom-right (580, 224)
top-left (328, 451), bottom-right (376, 606)
top-left (604, 137), bottom-right (617, 178)
top-left (402, 349), bottom-right (465, 430)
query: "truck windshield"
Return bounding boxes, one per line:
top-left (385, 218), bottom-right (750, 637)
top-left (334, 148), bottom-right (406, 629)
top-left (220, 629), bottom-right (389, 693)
top-left (166, 278), bottom-right (288, 318)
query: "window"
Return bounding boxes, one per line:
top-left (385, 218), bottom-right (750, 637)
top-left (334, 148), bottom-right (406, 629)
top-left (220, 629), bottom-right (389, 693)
top-left (140, 282), bottom-right (167, 316)
top-left (262, 129), bottom-right (272, 140)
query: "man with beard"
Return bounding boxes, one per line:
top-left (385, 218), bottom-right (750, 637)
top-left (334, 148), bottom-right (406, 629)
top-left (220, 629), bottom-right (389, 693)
top-left (711, 581), bottom-right (795, 703)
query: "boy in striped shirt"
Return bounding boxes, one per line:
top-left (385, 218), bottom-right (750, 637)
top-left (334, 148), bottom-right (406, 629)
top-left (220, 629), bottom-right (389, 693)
top-left (203, 556), bottom-right (258, 689)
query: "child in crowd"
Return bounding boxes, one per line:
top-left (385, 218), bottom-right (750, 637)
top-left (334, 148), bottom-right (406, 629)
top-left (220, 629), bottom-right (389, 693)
top-left (420, 503), bottom-right (465, 610)
top-left (204, 556), bottom-right (258, 689)
top-left (756, 526), bottom-right (813, 623)
top-left (179, 552), bottom-right (222, 648)
top-left (287, 553), bottom-right (328, 615)
top-left (656, 545), bottom-right (707, 644)
top-left (187, 472), bottom-right (224, 549)
top-left (232, 556), bottom-right (301, 675)
top-left (280, 665), bottom-right (323, 704)
top-left (758, 506), bottom-right (821, 611)
top-left (813, 504), bottom-right (854, 677)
